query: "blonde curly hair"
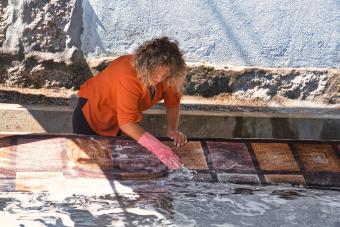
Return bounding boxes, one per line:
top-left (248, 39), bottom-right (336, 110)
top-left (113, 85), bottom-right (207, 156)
top-left (132, 37), bottom-right (187, 93)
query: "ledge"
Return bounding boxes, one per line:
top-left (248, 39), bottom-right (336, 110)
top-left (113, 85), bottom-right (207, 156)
top-left (0, 103), bottom-right (339, 140)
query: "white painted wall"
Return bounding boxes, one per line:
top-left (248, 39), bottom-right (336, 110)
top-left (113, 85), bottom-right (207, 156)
top-left (81, 0), bottom-right (340, 68)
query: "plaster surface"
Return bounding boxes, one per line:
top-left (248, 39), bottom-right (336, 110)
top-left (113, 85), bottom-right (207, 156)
top-left (82, 0), bottom-right (340, 68)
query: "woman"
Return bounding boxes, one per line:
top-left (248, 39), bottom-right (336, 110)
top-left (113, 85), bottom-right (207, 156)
top-left (72, 37), bottom-right (187, 170)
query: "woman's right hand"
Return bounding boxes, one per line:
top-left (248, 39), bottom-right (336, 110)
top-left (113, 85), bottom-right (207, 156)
top-left (138, 132), bottom-right (181, 170)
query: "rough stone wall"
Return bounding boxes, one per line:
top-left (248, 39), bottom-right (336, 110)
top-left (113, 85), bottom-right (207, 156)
top-left (23, 0), bottom-right (71, 52)
top-left (186, 66), bottom-right (340, 104)
top-left (0, 0), bottom-right (91, 88)
top-left (87, 57), bottom-right (339, 104)
top-left (0, 0), bottom-right (8, 48)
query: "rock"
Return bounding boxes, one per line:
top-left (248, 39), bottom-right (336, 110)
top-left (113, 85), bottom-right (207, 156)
top-left (0, 0), bottom-right (91, 89)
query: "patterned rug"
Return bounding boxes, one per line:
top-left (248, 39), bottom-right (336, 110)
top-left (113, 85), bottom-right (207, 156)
top-left (0, 134), bottom-right (339, 188)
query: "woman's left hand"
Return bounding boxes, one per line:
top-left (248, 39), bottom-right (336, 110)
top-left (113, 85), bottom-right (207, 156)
top-left (167, 130), bottom-right (187, 147)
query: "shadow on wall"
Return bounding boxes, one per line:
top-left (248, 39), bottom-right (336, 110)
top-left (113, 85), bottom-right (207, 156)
top-left (227, 1), bottom-right (269, 65)
top-left (81, 0), bottom-right (265, 65)
top-left (202, 0), bottom-right (257, 65)
top-left (81, 0), bottom-right (106, 55)
top-left (0, 90), bottom-right (69, 106)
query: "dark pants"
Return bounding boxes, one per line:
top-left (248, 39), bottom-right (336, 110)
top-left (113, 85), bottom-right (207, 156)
top-left (72, 97), bottom-right (98, 135)
top-left (72, 97), bottom-right (122, 136)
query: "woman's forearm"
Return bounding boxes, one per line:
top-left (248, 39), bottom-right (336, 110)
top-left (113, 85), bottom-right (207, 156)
top-left (119, 122), bottom-right (145, 141)
top-left (166, 106), bottom-right (180, 132)
top-left (165, 106), bottom-right (187, 147)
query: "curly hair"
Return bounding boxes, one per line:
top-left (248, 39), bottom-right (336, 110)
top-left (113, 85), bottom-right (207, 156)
top-left (132, 37), bottom-right (187, 93)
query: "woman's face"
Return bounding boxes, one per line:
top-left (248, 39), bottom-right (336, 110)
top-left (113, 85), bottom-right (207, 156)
top-left (150, 65), bottom-right (169, 86)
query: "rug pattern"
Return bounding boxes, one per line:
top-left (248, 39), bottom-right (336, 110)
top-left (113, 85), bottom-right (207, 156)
top-left (0, 135), bottom-right (339, 187)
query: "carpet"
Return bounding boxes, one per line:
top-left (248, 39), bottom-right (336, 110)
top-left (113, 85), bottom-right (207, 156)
top-left (0, 134), bottom-right (339, 187)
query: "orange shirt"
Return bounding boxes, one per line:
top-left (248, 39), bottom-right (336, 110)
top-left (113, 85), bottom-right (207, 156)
top-left (77, 55), bottom-right (181, 136)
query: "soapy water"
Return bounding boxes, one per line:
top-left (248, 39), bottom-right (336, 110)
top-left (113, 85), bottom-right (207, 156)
top-left (0, 169), bottom-right (339, 226)
top-left (167, 165), bottom-right (197, 181)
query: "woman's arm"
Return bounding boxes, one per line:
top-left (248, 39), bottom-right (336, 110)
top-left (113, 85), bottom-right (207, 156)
top-left (166, 106), bottom-right (187, 147)
top-left (119, 122), bottom-right (145, 141)
top-left (166, 106), bottom-right (179, 132)
top-left (116, 79), bottom-right (181, 170)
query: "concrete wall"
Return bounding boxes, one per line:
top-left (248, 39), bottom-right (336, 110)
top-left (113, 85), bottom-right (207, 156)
top-left (1, 104), bottom-right (339, 140)
top-left (82, 0), bottom-right (340, 68)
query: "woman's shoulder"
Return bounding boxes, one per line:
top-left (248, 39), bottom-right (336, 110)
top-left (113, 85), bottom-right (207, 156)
top-left (104, 55), bottom-right (145, 92)
top-left (103, 54), bottom-right (136, 78)
top-left (106, 54), bottom-right (133, 70)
